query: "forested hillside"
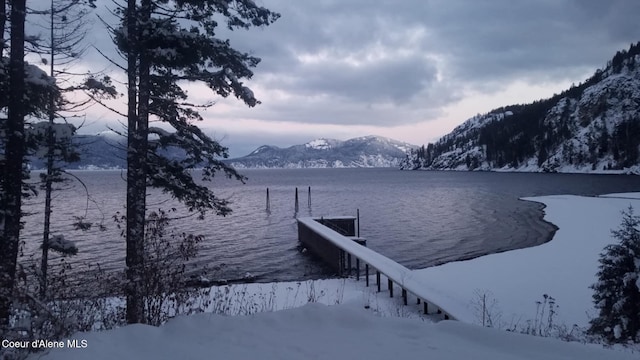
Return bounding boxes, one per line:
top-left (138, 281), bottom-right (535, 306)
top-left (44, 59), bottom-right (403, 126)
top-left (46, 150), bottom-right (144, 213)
top-left (402, 42), bottom-right (640, 173)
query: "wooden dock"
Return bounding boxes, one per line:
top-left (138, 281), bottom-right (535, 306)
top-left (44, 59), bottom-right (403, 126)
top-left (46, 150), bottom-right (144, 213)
top-left (297, 216), bottom-right (457, 320)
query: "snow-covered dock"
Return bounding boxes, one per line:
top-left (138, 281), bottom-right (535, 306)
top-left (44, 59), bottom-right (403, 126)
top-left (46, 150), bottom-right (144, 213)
top-left (297, 217), bottom-right (456, 320)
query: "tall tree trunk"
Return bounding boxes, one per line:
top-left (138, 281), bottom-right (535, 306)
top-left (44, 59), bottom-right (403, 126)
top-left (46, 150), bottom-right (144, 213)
top-left (0, 0), bottom-right (27, 328)
top-left (132, 0), bottom-right (151, 324)
top-left (0, 0), bottom-right (6, 55)
top-left (125, 0), bottom-right (145, 324)
top-left (40, 0), bottom-right (56, 299)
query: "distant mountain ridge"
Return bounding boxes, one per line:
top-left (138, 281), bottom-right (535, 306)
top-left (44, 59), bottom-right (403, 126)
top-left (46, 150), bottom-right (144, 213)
top-left (401, 42), bottom-right (640, 174)
top-left (228, 135), bottom-right (416, 169)
top-left (28, 131), bottom-right (127, 170)
top-left (27, 133), bottom-right (415, 170)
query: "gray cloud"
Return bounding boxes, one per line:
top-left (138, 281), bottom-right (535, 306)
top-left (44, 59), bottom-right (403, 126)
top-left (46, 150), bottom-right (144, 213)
top-left (279, 55), bottom-right (438, 104)
top-left (77, 0), bottom-right (640, 131)
top-left (213, 0), bottom-right (640, 127)
top-left (422, 0), bottom-right (640, 83)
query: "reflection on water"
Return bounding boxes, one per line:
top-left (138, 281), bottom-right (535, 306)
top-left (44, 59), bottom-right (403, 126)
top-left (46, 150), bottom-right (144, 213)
top-left (21, 169), bottom-right (640, 283)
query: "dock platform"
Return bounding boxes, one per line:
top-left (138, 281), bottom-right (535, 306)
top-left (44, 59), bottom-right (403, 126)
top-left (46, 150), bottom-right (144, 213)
top-left (297, 216), bottom-right (457, 320)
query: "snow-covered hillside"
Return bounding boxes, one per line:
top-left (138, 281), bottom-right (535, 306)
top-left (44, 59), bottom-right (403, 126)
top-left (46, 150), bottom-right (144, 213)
top-left (27, 131), bottom-right (128, 170)
top-left (229, 135), bottom-right (416, 169)
top-left (402, 42), bottom-right (640, 174)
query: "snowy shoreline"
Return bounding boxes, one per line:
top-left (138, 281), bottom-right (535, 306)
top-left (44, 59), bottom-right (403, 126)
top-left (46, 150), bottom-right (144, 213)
top-left (411, 192), bottom-right (640, 328)
top-left (405, 166), bottom-right (640, 175)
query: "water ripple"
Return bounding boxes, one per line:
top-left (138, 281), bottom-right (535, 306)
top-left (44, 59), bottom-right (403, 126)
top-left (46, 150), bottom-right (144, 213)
top-left (21, 169), bottom-right (640, 283)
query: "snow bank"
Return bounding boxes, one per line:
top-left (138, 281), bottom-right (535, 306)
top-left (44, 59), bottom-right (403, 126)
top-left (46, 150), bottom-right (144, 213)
top-left (412, 193), bottom-right (640, 328)
top-left (29, 303), bottom-right (636, 360)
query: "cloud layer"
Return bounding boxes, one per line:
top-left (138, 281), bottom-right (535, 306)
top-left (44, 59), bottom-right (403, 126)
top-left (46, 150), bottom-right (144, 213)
top-left (42, 0), bottom-right (640, 152)
top-left (218, 0), bottom-right (640, 127)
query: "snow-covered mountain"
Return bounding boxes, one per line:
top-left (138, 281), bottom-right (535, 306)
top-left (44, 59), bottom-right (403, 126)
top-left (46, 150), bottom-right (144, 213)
top-left (401, 42), bottom-right (640, 174)
top-left (28, 130), bottom-right (184, 170)
top-left (26, 131), bottom-right (126, 170)
top-left (229, 135), bottom-right (416, 169)
top-left (27, 133), bottom-right (415, 170)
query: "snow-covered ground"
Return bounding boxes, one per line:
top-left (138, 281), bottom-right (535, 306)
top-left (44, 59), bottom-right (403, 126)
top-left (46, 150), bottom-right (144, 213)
top-left (24, 193), bottom-right (640, 359)
top-left (28, 303), bottom-right (635, 360)
top-left (412, 193), bottom-right (640, 328)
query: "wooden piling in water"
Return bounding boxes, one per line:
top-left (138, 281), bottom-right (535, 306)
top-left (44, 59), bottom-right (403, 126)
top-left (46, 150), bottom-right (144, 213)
top-left (365, 264), bottom-right (369, 286)
top-left (388, 279), bottom-right (393, 297)
top-left (308, 186), bottom-right (311, 207)
top-left (295, 187), bottom-right (299, 213)
top-left (266, 188), bottom-right (271, 212)
top-left (356, 209), bottom-right (360, 237)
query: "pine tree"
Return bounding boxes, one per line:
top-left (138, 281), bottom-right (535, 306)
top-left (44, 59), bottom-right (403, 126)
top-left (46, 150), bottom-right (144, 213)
top-left (106, 0), bottom-right (279, 324)
top-left (0, 0), bottom-right (79, 327)
top-left (30, 0), bottom-right (106, 300)
top-left (537, 146), bottom-right (548, 167)
top-left (0, 0), bottom-right (28, 330)
top-left (589, 206), bottom-right (640, 343)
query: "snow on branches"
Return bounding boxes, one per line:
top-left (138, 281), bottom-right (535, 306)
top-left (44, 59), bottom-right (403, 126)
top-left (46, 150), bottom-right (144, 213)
top-left (589, 206), bottom-right (640, 344)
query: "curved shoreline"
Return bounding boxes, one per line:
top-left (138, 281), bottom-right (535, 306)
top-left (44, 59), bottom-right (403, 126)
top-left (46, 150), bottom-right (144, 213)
top-left (413, 193), bottom-right (640, 327)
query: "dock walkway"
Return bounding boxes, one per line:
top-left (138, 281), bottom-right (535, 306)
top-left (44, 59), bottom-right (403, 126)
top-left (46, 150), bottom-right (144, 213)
top-left (297, 217), bottom-right (457, 320)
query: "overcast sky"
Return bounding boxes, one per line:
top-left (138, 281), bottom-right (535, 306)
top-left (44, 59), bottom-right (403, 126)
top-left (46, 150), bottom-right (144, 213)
top-left (37, 0), bottom-right (640, 157)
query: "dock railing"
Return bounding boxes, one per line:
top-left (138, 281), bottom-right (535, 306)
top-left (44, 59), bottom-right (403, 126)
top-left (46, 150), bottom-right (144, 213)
top-left (297, 217), bottom-right (457, 320)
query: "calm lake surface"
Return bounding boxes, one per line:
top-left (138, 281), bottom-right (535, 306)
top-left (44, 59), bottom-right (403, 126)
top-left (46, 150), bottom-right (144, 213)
top-left (21, 168), bottom-right (640, 283)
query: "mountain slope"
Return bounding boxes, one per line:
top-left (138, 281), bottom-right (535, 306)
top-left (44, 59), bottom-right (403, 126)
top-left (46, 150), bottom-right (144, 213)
top-left (28, 131), bottom-right (187, 170)
top-left (229, 135), bottom-right (416, 169)
top-left (27, 133), bottom-right (415, 170)
top-left (402, 42), bottom-right (640, 174)
top-left (26, 131), bottom-right (127, 170)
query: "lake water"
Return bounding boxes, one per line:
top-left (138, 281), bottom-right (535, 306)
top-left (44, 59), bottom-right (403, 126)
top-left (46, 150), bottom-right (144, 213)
top-left (21, 168), bottom-right (640, 283)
